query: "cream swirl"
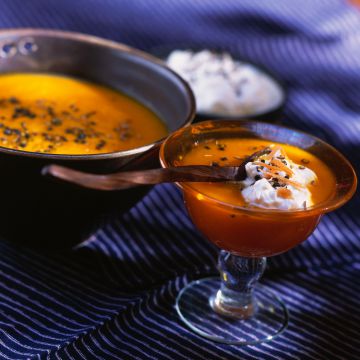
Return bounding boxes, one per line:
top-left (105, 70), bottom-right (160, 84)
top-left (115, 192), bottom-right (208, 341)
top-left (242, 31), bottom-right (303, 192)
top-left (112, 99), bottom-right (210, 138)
top-left (241, 147), bottom-right (317, 210)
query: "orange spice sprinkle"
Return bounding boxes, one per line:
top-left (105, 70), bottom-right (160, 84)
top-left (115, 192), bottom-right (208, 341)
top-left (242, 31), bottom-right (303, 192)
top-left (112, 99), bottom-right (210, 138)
top-left (277, 187), bottom-right (293, 199)
top-left (253, 161), bottom-right (282, 173)
top-left (253, 162), bottom-right (304, 188)
top-left (263, 145), bottom-right (282, 160)
top-left (254, 145), bottom-right (308, 189)
top-left (270, 158), bottom-right (294, 176)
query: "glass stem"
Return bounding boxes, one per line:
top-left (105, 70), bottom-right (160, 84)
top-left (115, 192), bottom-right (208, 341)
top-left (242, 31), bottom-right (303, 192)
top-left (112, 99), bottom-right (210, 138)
top-left (211, 250), bottom-right (267, 319)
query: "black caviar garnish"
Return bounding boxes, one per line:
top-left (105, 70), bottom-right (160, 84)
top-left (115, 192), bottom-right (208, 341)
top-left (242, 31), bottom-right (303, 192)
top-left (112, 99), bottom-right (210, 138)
top-left (83, 111), bottom-right (96, 118)
top-left (220, 157), bottom-right (228, 161)
top-left (120, 132), bottom-right (131, 140)
top-left (47, 106), bottom-right (55, 117)
top-left (51, 118), bottom-right (62, 126)
top-left (96, 139), bottom-right (107, 150)
top-left (272, 178), bottom-right (281, 188)
top-left (210, 161), bottom-right (219, 167)
top-left (42, 133), bottom-right (52, 141)
top-left (216, 143), bottom-right (226, 151)
top-left (78, 133), bottom-right (86, 140)
top-left (69, 104), bottom-right (79, 112)
top-left (42, 133), bottom-right (67, 144)
top-left (8, 97), bottom-right (19, 104)
top-left (12, 106), bottom-right (36, 119)
top-left (75, 132), bottom-right (87, 144)
top-left (114, 121), bottom-right (133, 141)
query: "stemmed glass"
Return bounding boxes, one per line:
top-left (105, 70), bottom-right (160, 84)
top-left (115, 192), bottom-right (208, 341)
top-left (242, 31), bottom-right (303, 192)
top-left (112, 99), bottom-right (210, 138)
top-left (159, 120), bottom-right (357, 345)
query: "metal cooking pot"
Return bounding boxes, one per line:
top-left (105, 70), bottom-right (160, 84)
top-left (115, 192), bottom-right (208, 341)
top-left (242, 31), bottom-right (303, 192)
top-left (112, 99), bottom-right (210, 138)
top-left (0, 29), bottom-right (195, 248)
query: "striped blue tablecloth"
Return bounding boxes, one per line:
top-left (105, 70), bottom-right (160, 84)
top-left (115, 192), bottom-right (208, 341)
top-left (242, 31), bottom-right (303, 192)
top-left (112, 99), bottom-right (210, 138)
top-left (0, 0), bottom-right (359, 359)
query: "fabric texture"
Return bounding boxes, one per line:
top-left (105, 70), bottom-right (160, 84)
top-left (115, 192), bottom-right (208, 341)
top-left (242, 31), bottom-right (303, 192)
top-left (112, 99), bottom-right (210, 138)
top-left (0, 0), bottom-right (359, 359)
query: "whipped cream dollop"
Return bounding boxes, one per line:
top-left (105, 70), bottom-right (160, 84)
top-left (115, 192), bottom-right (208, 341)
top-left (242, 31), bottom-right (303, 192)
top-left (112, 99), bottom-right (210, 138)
top-left (166, 50), bottom-right (284, 116)
top-left (241, 146), bottom-right (317, 210)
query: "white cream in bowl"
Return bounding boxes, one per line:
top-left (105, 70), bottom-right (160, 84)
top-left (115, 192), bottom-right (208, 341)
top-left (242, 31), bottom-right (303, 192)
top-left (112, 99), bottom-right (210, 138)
top-left (166, 50), bottom-right (284, 117)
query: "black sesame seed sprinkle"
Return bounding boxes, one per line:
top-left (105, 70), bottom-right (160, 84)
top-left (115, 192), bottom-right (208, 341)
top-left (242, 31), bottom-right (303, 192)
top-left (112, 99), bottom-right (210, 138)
top-left (216, 143), bottom-right (226, 151)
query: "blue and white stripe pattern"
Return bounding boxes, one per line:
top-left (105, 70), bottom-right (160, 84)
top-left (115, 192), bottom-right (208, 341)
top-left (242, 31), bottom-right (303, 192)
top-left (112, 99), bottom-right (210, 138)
top-left (0, 0), bottom-right (360, 358)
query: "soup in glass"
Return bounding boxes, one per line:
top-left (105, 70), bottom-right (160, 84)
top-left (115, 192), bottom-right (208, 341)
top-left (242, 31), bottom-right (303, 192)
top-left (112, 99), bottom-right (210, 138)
top-left (160, 120), bottom-right (357, 344)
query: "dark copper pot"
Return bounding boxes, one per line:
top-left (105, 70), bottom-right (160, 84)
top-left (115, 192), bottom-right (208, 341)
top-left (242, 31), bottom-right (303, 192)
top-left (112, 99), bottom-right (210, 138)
top-left (0, 29), bottom-right (195, 248)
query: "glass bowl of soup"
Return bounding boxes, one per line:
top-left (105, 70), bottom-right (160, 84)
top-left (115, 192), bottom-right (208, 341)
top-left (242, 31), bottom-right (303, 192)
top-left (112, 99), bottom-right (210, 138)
top-left (0, 29), bottom-right (195, 247)
top-left (160, 120), bottom-right (356, 344)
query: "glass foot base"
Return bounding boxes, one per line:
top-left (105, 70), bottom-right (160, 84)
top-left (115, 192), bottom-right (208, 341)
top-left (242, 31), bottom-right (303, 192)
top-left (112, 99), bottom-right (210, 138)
top-left (176, 277), bottom-right (289, 345)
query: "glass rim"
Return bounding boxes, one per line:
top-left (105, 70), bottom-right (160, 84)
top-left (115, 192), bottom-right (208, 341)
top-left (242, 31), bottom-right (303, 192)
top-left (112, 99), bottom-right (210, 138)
top-left (159, 120), bottom-right (357, 218)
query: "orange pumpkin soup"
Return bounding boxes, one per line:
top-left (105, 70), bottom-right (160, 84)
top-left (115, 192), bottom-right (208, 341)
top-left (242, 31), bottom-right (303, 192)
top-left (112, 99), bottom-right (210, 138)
top-left (0, 73), bottom-right (168, 154)
top-left (177, 138), bottom-right (337, 256)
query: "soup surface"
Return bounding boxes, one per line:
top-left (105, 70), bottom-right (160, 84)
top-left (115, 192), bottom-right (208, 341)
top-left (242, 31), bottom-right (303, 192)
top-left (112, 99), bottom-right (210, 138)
top-left (0, 73), bottom-right (168, 154)
top-left (179, 138), bottom-right (336, 207)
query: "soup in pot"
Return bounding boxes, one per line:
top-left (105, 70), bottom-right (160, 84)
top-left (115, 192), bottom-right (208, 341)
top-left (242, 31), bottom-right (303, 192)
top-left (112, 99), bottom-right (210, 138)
top-left (0, 73), bottom-right (168, 154)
